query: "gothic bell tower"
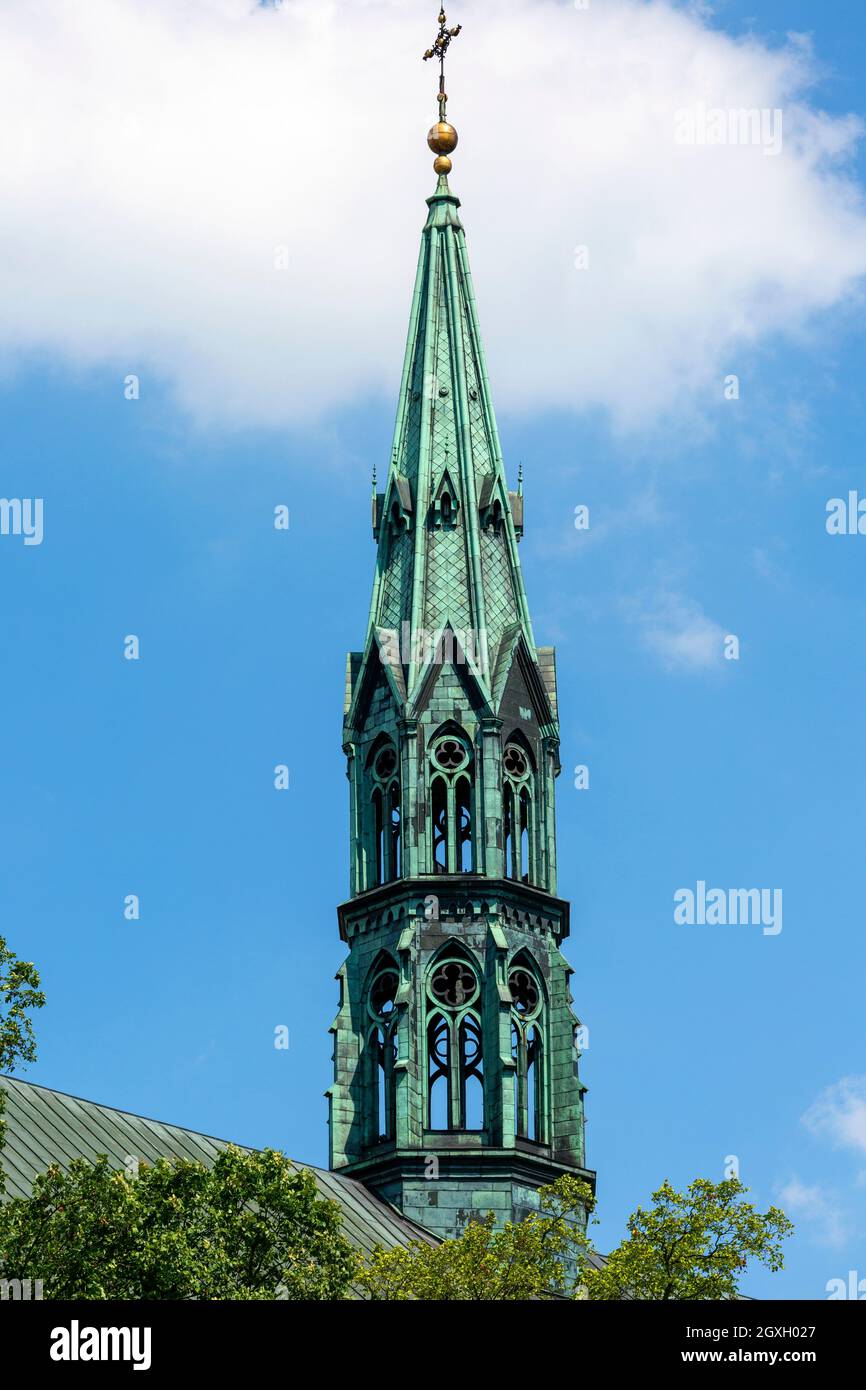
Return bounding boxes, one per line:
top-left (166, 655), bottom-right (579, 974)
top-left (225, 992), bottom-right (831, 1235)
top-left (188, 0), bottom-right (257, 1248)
top-left (327, 9), bottom-right (595, 1239)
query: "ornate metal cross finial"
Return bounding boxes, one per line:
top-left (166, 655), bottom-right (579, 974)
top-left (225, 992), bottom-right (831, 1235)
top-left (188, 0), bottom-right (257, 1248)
top-left (423, 7), bottom-right (462, 122)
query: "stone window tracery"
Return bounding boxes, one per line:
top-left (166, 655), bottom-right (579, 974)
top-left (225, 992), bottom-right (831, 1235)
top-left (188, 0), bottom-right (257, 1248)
top-left (425, 949), bottom-right (483, 1131)
top-left (429, 730), bottom-right (473, 874)
top-left (509, 956), bottom-right (545, 1143)
top-left (368, 738), bottom-right (401, 886)
top-left (367, 962), bottom-right (399, 1142)
top-left (502, 736), bottom-right (535, 884)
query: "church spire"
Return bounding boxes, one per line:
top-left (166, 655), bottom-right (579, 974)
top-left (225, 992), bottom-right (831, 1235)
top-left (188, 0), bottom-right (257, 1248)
top-left (330, 10), bottom-right (594, 1241)
top-left (367, 8), bottom-right (536, 700)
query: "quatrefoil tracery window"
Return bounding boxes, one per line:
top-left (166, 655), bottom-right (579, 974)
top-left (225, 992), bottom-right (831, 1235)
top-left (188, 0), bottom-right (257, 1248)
top-left (368, 738), bottom-right (401, 887)
top-left (426, 952), bottom-right (483, 1132)
top-left (429, 731), bottom-right (473, 875)
top-left (373, 746), bottom-right (397, 782)
top-left (367, 963), bottom-right (399, 1143)
top-left (430, 959), bottom-right (478, 1010)
top-left (503, 737), bottom-right (534, 885)
top-left (509, 959), bottom-right (545, 1143)
top-left (509, 966), bottom-right (540, 1018)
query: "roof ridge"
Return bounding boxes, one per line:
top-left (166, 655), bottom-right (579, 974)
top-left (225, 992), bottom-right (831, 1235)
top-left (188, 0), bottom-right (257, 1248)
top-left (0, 1073), bottom-right (260, 1162)
top-left (1, 1073), bottom-right (439, 1265)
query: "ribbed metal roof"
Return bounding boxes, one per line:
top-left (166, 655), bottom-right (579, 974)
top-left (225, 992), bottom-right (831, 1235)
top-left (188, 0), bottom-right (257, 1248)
top-left (0, 1075), bottom-right (433, 1272)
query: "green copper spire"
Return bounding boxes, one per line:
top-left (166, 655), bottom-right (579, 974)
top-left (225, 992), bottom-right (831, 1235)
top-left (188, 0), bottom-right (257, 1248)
top-left (328, 12), bottom-right (593, 1242)
top-left (367, 165), bottom-right (536, 697)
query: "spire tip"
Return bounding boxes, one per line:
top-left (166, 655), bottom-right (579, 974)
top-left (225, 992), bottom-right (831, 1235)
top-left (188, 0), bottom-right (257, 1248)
top-left (423, 7), bottom-right (462, 176)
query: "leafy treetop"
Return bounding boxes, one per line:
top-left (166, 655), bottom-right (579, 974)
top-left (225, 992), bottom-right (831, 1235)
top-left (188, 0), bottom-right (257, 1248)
top-left (584, 1176), bottom-right (794, 1301)
top-left (360, 1174), bottom-right (596, 1300)
top-left (0, 1146), bottom-right (358, 1300)
top-left (0, 935), bottom-right (45, 1192)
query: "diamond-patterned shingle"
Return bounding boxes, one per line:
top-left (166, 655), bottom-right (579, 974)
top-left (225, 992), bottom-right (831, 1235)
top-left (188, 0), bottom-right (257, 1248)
top-left (361, 172), bottom-right (545, 711)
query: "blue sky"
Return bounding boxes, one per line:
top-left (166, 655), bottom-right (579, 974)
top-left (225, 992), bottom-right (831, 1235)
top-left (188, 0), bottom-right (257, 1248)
top-left (1, 0), bottom-right (865, 1299)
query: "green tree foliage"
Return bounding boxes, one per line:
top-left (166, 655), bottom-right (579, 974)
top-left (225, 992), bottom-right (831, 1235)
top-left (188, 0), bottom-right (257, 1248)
top-left (0, 935), bottom-right (45, 1188)
top-left (360, 1175), bottom-right (793, 1301)
top-left (0, 1146), bottom-right (357, 1300)
top-left (584, 1177), bottom-right (794, 1301)
top-left (360, 1175), bottom-right (595, 1300)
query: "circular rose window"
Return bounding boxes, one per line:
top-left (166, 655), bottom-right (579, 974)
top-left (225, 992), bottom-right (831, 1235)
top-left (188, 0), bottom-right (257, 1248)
top-left (509, 967), bottom-right (540, 1017)
top-left (432, 737), bottom-right (469, 773)
top-left (430, 959), bottom-right (478, 1009)
top-left (503, 744), bottom-right (529, 779)
top-left (374, 746), bottom-right (397, 781)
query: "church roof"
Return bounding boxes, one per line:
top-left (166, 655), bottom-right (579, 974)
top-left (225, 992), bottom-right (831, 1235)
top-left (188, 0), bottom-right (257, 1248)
top-left (0, 1075), bottom-right (433, 1271)
top-left (367, 172), bottom-right (537, 701)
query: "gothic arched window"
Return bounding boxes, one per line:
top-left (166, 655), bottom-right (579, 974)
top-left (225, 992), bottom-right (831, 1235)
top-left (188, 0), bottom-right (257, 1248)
top-left (389, 782), bottom-right (401, 879)
top-left (459, 1014), bottom-right (484, 1131)
top-left (427, 1012), bottom-right (450, 1131)
top-left (429, 730), bottom-right (474, 875)
top-left (367, 739), bottom-right (400, 887)
top-left (367, 960), bottom-right (399, 1142)
top-left (431, 468), bottom-right (460, 530)
top-left (483, 497), bottom-right (503, 535)
top-left (509, 955), bottom-right (546, 1143)
top-left (502, 737), bottom-right (535, 884)
top-left (456, 776), bottom-right (472, 872)
top-left (425, 949), bottom-right (483, 1131)
top-left (431, 776), bottom-right (448, 873)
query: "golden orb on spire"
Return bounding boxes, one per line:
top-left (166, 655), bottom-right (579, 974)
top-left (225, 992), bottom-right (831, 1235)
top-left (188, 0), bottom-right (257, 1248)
top-left (427, 121), bottom-right (458, 154)
top-left (423, 8), bottom-right (462, 174)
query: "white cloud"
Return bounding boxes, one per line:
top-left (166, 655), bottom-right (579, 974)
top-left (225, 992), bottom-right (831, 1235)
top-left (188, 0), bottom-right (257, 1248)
top-left (784, 1078), bottom-right (866, 1249)
top-left (777, 1178), bottom-right (847, 1248)
top-left (631, 589), bottom-right (727, 669)
top-left (803, 1076), bottom-right (866, 1158)
top-left (0, 0), bottom-right (864, 433)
